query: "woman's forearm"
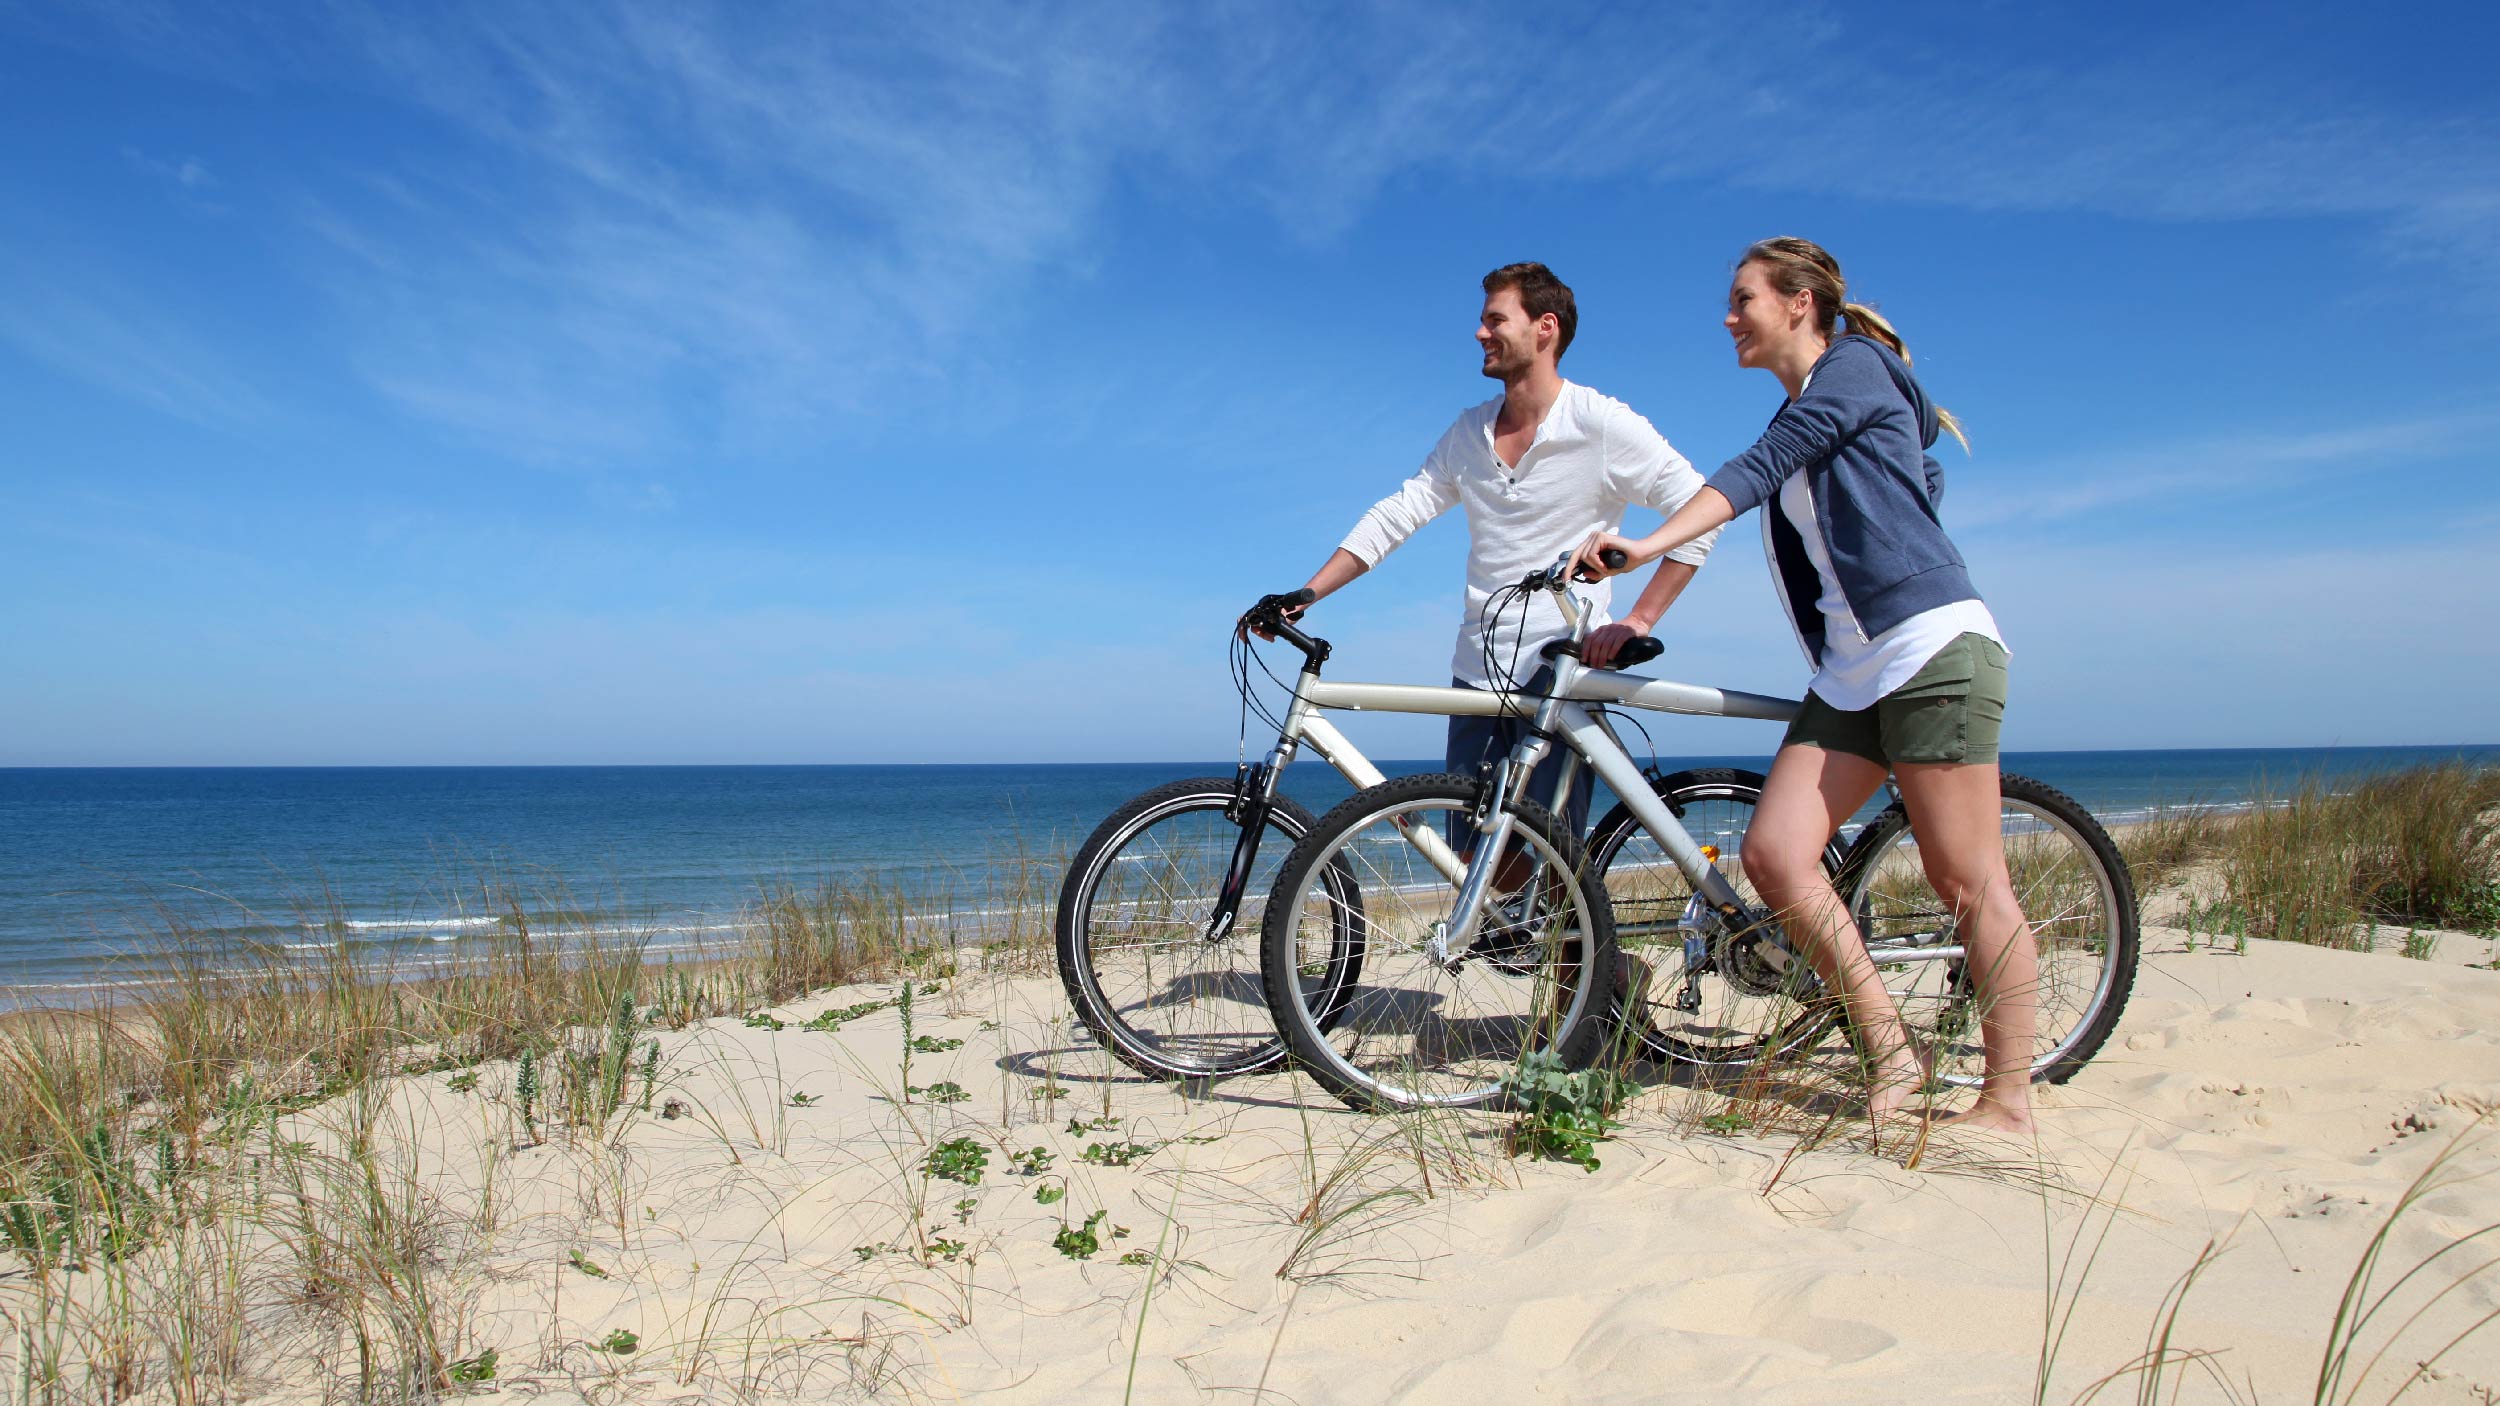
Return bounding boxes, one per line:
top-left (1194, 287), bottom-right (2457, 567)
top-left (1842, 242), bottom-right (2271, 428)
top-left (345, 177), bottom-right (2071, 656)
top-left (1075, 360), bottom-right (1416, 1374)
top-left (1638, 487), bottom-right (1735, 562)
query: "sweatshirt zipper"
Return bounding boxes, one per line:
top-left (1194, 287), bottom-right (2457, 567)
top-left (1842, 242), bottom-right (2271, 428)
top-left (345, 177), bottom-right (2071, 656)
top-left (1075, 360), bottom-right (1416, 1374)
top-left (1800, 473), bottom-right (1871, 643)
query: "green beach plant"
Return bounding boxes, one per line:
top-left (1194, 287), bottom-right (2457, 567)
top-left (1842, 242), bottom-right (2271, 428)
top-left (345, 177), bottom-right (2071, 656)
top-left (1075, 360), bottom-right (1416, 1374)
top-left (1051, 1209), bottom-right (1112, 1260)
top-left (924, 1139), bottom-right (988, 1187)
top-left (1500, 1051), bottom-right (1632, 1173)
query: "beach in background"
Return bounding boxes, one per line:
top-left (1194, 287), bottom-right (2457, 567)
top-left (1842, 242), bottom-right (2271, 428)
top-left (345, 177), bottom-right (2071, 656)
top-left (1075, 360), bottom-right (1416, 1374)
top-left (4, 745), bottom-right (2495, 1001)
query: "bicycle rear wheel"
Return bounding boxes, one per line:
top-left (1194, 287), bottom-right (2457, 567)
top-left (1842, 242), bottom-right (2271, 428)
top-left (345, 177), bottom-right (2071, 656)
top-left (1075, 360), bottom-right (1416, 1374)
top-left (1838, 772), bottom-right (2139, 1086)
top-left (1057, 777), bottom-right (1361, 1080)
top-left (1589, 768), bottom-right (1848, 1068)
top-left (1261, 772), bottom-right (1615, 1112)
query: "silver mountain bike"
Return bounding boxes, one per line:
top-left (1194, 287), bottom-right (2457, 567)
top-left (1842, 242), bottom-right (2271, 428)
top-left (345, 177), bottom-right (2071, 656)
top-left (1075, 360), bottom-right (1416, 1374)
top-left (1259, 554), bottom-right (2139, 1112)
top-left (1059, 589), bottom-right (1728, 1082)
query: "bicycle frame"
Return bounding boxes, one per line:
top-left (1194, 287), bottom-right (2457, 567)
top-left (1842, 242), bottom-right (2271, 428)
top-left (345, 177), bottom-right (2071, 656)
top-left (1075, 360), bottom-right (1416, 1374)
top-left (1301, 661), bottom-right (1802, 948)
top-left (1242, 593), bottom-right (1806, 959)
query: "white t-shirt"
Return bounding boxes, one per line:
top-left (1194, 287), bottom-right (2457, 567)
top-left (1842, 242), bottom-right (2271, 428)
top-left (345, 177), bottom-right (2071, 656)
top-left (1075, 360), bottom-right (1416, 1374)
top-left (1338, 382), bottom-right (1721, 687)
top-left (1774, 468), bottom-right (2005, 711)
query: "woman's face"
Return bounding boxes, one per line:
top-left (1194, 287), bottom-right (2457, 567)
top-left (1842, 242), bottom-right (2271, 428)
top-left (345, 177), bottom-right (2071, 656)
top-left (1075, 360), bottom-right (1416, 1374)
top-left (1724, 260), bottom-right (1812, 371)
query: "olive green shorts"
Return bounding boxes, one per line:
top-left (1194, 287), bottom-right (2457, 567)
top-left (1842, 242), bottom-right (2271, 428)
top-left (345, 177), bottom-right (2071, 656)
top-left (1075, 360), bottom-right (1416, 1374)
top-left (1783, 632), bottom-right (2009, 768)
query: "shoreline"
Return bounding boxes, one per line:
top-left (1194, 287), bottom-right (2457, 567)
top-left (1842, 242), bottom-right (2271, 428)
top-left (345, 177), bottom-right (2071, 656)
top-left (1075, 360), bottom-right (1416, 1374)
top-left (0, 793), bottom-right (2295, 1008)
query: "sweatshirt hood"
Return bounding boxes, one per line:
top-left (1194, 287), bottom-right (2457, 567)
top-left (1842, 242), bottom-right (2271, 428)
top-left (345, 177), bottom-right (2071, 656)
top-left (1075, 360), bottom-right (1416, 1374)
top-left (1827, 335), bottom-right (1941, 450)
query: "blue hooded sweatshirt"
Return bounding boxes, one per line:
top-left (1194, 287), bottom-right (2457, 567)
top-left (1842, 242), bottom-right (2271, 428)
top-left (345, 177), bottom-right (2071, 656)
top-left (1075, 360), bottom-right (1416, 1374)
top-left (1703, 335), bottom-right (1981, 668)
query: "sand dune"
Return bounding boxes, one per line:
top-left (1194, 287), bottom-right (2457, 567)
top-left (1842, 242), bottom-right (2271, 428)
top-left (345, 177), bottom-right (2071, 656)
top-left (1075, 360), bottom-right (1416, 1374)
top-left (234, 923), bottom-right (2500, 1405)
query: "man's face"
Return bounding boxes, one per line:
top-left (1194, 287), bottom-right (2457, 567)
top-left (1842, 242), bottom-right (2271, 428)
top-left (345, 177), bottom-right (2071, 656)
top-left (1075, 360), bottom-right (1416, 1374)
top-left (1476, 286), bottom-right (1547, 380)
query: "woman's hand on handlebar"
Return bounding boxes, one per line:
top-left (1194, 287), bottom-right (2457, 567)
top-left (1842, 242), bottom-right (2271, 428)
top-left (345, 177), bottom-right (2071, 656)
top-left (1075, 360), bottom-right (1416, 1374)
top-left (1573, 530), bottom-right (1657, 581)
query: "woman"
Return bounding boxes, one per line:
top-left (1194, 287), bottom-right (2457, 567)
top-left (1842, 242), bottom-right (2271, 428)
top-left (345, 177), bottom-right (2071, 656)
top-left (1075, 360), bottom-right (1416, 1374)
top-left (1576, 237), bottom-right (2037, 1132)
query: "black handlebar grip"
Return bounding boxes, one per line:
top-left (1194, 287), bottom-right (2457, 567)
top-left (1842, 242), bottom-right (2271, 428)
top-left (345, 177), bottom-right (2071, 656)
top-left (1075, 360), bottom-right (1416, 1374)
top-left (1614, 635), bottom-right (1665, 667)
top-left (1243, 588), bottom-right (1318, 633)
top-left (1571, 547), bottom-right (1631, 584)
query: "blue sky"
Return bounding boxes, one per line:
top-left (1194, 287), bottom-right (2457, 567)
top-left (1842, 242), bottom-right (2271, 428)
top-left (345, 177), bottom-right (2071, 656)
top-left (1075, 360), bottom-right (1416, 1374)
top-left (3, 1), bottom-right (2495, 765)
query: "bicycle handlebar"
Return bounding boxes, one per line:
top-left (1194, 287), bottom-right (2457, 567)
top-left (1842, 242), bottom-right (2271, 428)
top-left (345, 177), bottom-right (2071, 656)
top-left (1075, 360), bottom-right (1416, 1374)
top-left (1240, 588), bottom-right (1327, 662)
top-left (1515, 547), bottom-right (1626, 594)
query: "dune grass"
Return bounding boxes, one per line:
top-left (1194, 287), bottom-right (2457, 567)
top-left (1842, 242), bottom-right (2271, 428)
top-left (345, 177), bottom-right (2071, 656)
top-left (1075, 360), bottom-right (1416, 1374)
top-left (2118, 759), bottom-right (2500, 949)
top-left (0, 865), bottom-right (1056, 1403)
top-left (2, 759), bottom-right (2494, 1400)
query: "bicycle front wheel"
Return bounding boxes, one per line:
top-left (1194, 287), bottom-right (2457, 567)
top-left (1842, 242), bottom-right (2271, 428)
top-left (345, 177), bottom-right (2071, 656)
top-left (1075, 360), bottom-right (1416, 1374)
top-left (1838, 772), bottom-right (2139, 1086)
top-left (1261, 773), bottom-right (1616, 1112)
top-left (1589, 768), bottom-right (1848, 1068)
top-left (1057, 777), bottom-right (1360, 1080)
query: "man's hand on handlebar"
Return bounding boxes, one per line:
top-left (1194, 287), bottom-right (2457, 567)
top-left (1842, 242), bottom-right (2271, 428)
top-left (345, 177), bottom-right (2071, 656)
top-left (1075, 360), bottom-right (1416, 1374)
top-left (1581, 621), bottom-right (1651, 669)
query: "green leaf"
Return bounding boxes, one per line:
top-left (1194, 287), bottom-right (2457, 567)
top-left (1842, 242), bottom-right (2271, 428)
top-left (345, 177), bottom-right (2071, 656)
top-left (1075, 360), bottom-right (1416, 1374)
top-left (446, 1347), bottom-right (498, 1383)
top-left (925, 1137), bottom-right (990, 1186)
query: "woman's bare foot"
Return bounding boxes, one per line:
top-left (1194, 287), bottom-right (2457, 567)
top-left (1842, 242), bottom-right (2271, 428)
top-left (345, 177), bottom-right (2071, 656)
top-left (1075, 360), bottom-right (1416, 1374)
top-left (1932, 1098), bottom-right (2036, 1136)
top-left (1861, 1045), bottom-right (1935, 1123)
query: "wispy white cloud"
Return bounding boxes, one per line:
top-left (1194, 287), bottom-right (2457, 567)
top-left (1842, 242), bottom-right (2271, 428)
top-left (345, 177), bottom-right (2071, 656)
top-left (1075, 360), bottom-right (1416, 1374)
top-left (0, 263), bottom-right (272, 428)
top-left (1950, 412), bottom-right (2499, 531)
top-left (121, 146), bottom-right (217, 190)
top-left (1979, 525), bottom-right (2500, 748)
top-left (23, 1), bottom-right (2500, 456)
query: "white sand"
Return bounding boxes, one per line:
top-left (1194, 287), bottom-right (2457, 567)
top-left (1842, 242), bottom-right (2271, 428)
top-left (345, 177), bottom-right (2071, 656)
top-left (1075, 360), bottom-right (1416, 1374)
top-left (239, 924), bottom-right (2500, 1404)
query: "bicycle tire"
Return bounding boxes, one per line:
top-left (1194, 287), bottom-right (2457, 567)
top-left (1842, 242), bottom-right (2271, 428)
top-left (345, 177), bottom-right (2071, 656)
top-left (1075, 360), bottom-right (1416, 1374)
top-left (1261, 772), bottom-right (1616, 1112)
top-left (1836, 771), bottom-right (2139, 1087)
top-left (1056, 777), bottom-right (1361, 1080)
top-left (1587, 768), bottom-right (1849, 1068)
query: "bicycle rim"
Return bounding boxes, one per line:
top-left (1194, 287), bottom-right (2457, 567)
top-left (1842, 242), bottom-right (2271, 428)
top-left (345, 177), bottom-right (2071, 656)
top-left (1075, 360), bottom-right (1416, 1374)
top-left (1064, 786), bottom-right (1344, 1078)
top-left (1265, 778), bottom-right (1612, 1111)
top-left (1845, 779), bottom-right (2137, 1085)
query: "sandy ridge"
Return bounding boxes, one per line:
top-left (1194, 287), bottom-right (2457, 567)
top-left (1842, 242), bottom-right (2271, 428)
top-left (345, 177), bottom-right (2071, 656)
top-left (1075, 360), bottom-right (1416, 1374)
top-left (224, 924), bottom-right (2500, 1405)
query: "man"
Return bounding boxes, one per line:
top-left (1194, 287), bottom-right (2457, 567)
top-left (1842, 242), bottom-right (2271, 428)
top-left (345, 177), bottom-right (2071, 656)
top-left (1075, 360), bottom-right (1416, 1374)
top-left (1269, 262), bottom-right (1722, 843)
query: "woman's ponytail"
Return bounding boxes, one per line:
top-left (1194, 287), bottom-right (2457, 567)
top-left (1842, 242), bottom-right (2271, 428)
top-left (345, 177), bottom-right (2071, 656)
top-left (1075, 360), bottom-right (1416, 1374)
top-left (1840, 301), bottom-right (1969, 452)
top-left (1742, 239), bottom-right (1970, 452)
top-left (1838, 301), bottom-right (1905, 359)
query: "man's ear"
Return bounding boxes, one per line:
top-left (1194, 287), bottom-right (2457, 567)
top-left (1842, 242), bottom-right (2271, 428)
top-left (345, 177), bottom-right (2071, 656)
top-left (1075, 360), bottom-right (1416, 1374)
top-left (1536, 313), bottom-right (1560, 354)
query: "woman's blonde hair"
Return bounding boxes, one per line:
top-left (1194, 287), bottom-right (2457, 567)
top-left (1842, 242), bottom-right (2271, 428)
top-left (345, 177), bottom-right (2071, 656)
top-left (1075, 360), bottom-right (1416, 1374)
top-left (1740, 236), bottom-right (1968, 451)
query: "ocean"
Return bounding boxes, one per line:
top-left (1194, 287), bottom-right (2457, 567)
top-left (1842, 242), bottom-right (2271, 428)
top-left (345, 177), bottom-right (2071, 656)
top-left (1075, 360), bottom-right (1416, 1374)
top-left (3, 745), bottom-right (2493, 1001)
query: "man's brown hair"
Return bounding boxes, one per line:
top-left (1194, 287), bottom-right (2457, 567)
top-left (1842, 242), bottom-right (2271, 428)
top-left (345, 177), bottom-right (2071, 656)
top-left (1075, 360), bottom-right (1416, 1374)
top-left (1482, 262), bottom-right (1577, 361)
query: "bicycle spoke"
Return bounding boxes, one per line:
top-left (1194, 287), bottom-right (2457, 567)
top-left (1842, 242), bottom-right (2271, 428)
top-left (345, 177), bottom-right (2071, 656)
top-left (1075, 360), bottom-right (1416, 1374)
top-left (1060, 781), bottom-right (1348, 1080)
top-left (1841, 775), bottom-right (2138, 1087)
top-left (1264, 778), bottom-right (1611, 1111)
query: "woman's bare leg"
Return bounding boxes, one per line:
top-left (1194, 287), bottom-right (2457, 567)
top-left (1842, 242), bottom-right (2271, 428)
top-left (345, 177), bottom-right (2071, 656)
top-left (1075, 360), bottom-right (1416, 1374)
top-left (1744, 744), bottom-right (1924, 1120)
top-left (1891, 759), bottom-right (2040, 1133)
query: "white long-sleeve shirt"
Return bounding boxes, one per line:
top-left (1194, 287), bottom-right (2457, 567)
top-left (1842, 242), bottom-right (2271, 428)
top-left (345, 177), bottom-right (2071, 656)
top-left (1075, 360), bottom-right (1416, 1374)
top-left (1339, 382), bottom-right (1722, 687)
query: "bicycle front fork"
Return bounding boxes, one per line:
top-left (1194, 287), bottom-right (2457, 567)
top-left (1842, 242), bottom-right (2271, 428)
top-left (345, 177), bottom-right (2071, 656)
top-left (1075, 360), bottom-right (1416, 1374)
top-left (1207, 759), bottom-right (1285, 942)
top-left (1427, 734), bottom-right (1554, 965)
